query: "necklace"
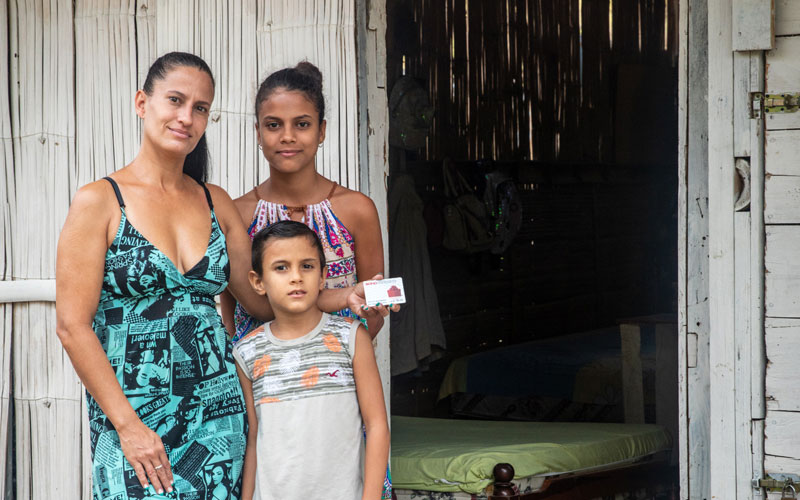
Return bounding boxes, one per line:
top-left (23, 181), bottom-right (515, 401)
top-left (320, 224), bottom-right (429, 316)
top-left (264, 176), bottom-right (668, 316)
top-left (254, 182), bottom-right (338, 218)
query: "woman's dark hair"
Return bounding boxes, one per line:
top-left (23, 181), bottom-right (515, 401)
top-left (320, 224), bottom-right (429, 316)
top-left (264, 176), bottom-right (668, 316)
top-left (251, 221), bottom-right (326, 275)
top-left (254, 61), bottom-right (325, 123)
top-left (143, 52), bottom-right (215, 183)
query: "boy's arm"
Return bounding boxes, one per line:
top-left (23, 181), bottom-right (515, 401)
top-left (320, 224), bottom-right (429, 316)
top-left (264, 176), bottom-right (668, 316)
top-left (352, 325), bottom-right (390, 500)
top-left (236, 364), bottom-right (259, 500)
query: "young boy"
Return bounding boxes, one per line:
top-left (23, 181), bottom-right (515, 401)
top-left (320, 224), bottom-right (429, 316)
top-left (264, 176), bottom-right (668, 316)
top-left (233, 220), bottom-right (390, 500)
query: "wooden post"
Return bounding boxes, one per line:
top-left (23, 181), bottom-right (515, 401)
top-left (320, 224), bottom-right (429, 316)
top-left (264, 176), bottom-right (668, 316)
top-left (707, 0), bottom-right (738, 497)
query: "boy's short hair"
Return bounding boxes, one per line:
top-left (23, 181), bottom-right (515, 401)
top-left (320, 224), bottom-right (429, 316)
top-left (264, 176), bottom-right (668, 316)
top-left (251, 220), bottom-right (327, 275)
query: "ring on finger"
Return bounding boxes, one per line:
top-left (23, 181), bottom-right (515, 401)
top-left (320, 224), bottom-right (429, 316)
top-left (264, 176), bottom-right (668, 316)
top-left (154, 464), bottom-right (163, 470)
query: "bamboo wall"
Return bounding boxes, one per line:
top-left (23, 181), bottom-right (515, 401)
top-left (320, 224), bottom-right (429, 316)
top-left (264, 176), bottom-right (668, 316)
top-left (0, 1), bottom-right (362, 497)
top-left (387, 0), bottom-right (678, 163)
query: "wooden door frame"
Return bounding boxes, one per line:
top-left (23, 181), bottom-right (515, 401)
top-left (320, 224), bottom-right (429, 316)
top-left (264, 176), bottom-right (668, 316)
top-left (356, 0), bottom-right (392, 407)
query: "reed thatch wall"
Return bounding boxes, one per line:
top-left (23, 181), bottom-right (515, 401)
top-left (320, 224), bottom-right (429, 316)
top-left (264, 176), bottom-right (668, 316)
top-left (0, 1), bottom-right (374, 497)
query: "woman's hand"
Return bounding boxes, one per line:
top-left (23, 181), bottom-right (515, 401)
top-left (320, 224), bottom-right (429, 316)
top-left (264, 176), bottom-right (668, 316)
top-left (117, 418), bottom-right (174, 494)
top-left (348, 274), bottom-right (401, 337)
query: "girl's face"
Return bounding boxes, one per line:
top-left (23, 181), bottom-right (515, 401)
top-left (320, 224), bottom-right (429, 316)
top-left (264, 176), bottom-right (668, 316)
top-left (136, 66), bottom-right (214, 159)
top-left (255, 90), bottom-right (326, 175)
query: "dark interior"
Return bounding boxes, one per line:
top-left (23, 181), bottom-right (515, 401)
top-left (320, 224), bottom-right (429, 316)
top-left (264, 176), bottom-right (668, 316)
top-left (386, 0), bottom-right (678, 422)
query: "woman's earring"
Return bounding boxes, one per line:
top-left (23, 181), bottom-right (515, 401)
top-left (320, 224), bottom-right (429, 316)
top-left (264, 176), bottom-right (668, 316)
top-left (318, 143), bottom-right (323, 148)
top-left (258, 144), bottom-right (262, 150)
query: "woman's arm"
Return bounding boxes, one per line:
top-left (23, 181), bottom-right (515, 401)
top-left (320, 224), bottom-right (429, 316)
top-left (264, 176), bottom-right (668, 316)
top-left (236, 364), bottom-right (258, 500)
top-left (56, 182), bottom-right (174, 494)
top-left (352, 325), bottom-right (390, 500)
top-left (207, 185), bottom-right (273, 322)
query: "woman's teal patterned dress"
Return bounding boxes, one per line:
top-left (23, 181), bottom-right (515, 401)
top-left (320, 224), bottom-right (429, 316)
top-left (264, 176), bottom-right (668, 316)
top-left (88, 177), bottom-right (246, 500)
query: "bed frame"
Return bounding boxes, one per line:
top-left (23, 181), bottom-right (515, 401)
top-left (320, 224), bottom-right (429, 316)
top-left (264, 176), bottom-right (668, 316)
top-left (488, 458), bottom-right (677, 500)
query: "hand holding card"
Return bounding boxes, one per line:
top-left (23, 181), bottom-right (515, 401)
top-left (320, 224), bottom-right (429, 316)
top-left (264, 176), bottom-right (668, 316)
top-left (363, 278), bottom-right (406, 307)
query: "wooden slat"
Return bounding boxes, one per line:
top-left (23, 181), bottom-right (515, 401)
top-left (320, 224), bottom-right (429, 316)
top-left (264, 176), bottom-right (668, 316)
top-left (765, 36), bottom-right (800, 131)
top-left (775, 0), bottom-right (800, 37)
top-left (708, 0), bottom-right (737, 496)
top-left (765, 410), bottom-right (800, 465)
top-left (734, 212), bottom-right (752, 500)
top-left (364, 0), bottom-right (390, 409)
top-left (683, 0), bottom-right (711, 494)
top-left (732, 0), bottom-right (774, 50)
top-left (765, 317), bottom-right (800, 411)
top-left (765, 175), bottom-right (800, 224)
top-left (765, 226), bottom-right (800, 317)
top-left (765, 129), bottom-right (800, 176)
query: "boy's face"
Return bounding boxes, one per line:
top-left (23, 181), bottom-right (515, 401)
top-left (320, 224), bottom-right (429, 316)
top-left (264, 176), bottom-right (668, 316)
top-left (249, 236), bottom-right (325, 315)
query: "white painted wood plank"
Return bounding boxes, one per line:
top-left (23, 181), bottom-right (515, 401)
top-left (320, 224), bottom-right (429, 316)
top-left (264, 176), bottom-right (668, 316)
top-left (753, 419), bottom-right (766, 500)
top-left (765, 453), bottom-right (800, 475)
top-left (362, 0), bottom-right (391, 411)
top-left (765, 129), bottom-right (800, 176)
top-left (620, 323), bottom-right (645, 424)
top-left (750, 50), bottom-right (766, 422)
top-left (685, 0), bottom-right (711, 494)
top-left (765, 226), bottom-right (800, 317)
top-left (765, 36), bottom-right (800, 131)
top-left (775, 0), bottom-right (800, 36)
top-left (708, 0), bottom-right (738, 497)
top-left (733, 0), bottom-right (774, 50)
top-left (734, 212), bottom-right (753, 500)
top-left (733, 52), bottom-right (751, 157)
top-left (764, 175), bottom-right (800, 224)
top-left (765, 317), bottom-right (800, 411)
top-left (765, 410), bottom-right (800, 465)
top-left (677, 0), bottom-right (690, 486)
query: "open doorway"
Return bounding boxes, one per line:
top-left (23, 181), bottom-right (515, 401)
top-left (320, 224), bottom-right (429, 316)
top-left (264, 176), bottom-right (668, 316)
top-left (385, 0), bottom-right (679, 497)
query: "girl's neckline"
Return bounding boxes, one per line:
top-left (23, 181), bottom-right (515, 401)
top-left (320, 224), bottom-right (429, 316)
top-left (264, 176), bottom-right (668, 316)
top-left (255, 181), bottom-right (338, 217)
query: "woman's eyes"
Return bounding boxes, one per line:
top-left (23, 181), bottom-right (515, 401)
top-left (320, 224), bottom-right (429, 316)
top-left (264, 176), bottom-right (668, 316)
top-left (297, 121), bottom-right (311, 128)
top-left (195, 105), bottom-right (209, 113)
top-left (302, 263), bottom-right (315, 270)
top-left (274, 265), bottom-right (287, 271)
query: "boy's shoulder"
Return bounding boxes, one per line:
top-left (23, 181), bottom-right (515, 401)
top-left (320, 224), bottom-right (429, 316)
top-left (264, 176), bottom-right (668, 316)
top-left (233, 324), bottom-right (270, 361)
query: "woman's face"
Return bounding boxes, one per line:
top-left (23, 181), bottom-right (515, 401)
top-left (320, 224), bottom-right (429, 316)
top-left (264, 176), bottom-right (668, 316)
top-left (255, 89), bottom-right (326, 175)
top-left (136, 66), bottom-right (214, 158)
top-left (211, 466), bottom-right (224, 483)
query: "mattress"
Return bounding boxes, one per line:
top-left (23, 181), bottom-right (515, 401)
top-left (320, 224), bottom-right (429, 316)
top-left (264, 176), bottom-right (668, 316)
top-left (390, 416), bottom-right (671, 495)
top-left (438, 326), bottom-right (657, 408)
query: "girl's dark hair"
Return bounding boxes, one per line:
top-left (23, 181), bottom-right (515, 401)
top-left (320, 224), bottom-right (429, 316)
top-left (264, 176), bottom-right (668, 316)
top-left (251, 221), bottom-right (326, 275)
top-left (143, 52), bottom-right (215, 183)
top-left (254, 61), bottom-right (325, 123)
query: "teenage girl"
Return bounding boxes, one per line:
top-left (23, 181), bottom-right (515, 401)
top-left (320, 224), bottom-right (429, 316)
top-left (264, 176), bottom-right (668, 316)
top-left (219, 61), bottom-right (393, 498)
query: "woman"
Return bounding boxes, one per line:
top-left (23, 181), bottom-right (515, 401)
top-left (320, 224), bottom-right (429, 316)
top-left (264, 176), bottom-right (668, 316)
top-left (56, 52), bottom-right (272, 499)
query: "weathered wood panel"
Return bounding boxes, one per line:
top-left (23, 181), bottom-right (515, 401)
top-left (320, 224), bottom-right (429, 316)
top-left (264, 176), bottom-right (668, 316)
top-left (765, 226), bottom-right (800, 317)
top-left (732, 0), bottom-right (774, 51)
top-left (682, 0), bottom-right (711, 493)
top-left (765, 317), bottom-right (800, 411)
top-left (765, 129), bottom-right (800, 176)
top-left (765, 410), bottom-right (800, 470)
top-left (734, 213), bottom-right (753, 500)
top-left (765, 129), bottom-right (800, 224)
top-left (765, 36), bottom-right (800, 131)
top-left (775, 0), bottom-right (800, 36)
top-left (708, 0), bottom-right (737, 497)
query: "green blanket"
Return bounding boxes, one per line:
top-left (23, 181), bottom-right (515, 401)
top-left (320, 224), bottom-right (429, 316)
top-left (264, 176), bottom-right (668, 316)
top-left (391, 416), bottom-right (671, 494)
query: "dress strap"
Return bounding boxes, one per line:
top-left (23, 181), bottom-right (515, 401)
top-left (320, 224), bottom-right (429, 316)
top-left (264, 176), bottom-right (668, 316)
top-left (195, 180), bottom-right (214, 209)
top-left (326, 182), bottom-right (338, 200)
top-left (103, 177), bottom-right (125, 208)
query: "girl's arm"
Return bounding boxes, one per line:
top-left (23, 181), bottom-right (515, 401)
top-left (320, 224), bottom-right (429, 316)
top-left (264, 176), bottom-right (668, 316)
top-left (352, 325), bottom-right (390, 500)
top-left (219, 289), bottom-right (237, 337)
top-left (207, 185), bottom-right (274, 322)
top-left (236, 364), bottom-right (259, 500)
top-left (56, 182), bottom-right (174, 495)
